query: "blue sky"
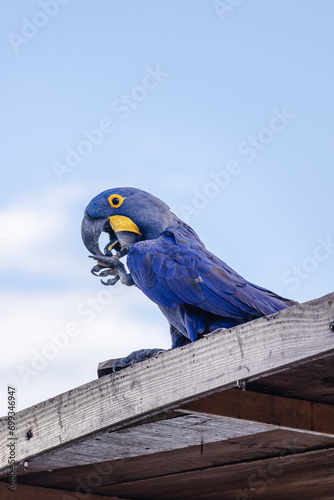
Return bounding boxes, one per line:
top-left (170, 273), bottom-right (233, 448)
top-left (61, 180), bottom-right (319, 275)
top-left (1, 0), bottom-right (334, 414)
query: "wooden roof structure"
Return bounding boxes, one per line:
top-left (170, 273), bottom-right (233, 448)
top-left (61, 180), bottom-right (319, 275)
top-left (1, 292), bottom-right (334, 499)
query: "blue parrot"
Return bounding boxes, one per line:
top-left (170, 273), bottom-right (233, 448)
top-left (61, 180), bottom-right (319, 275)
top-left (81, 187), bottom-right (296, 372)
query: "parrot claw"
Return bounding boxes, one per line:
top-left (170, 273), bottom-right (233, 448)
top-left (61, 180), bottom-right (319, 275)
top-left (112, 348), bottom-right (165, 373)
top-left (88, 255), bottom-right (135, 287)
top-left (89, 254), bottom-right (120, 266)
top-left (91, 264), bottom-right (105, 276)
top-left (101, 276), bottom-right (120, 286)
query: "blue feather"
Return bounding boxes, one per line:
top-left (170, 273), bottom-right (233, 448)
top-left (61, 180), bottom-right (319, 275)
top-left (127, 225), bottom-right (295, 341)
top-left (84, 187), bottom-right (296, 351)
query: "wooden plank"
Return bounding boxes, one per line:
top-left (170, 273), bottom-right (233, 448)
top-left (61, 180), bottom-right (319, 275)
top-left (16, 429), bottom-right (334, 491)
top-left (90, 448), bottom-right (334, 499)
top-left (180, 388), bottom-right (334, 436)
top-left (248, 352), bottom-right (334, 404)
top-left (2, 415), bottom-right (278, 476)
top-left (0, 292), bottom-right (333, 474)
top-left (0, 481), bottom-right (129, 500)
top-left (17, 388), bottom-right (334, 475)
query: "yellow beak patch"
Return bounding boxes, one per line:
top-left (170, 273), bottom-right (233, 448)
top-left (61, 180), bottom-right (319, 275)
top-left (108, 215), bottom-right (141, 235)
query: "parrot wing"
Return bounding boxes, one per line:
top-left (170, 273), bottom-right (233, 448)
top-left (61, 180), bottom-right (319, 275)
top-left (127, 226), bottom-right (293, 321)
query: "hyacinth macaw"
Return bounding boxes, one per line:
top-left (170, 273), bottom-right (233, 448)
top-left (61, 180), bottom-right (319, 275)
top-left (81, 187), bottom-right (296, 372)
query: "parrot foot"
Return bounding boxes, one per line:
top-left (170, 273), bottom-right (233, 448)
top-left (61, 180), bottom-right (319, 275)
top-left (89, 255), bottom-right (135, 286)
top-left (112, 348), bottom-right (165, 373)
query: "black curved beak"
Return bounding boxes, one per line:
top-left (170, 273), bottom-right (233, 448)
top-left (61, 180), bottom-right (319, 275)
top-left (81, 214), bottom-right (106, 256)
top-left (81, 213), bottom-right (142, 257)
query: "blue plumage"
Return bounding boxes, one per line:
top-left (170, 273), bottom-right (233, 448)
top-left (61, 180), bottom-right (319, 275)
top-left (127, 225), bottom-right (295, 344)
top-left (82, 187), bottom-right (296, 364)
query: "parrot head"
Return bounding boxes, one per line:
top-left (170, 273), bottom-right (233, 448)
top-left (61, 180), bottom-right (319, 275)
top-left (81, 187), bottom-right (175, 257)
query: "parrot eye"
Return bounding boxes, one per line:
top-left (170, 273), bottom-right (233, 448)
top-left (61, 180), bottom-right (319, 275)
top-left (108, 194), bottom-right (125, 208)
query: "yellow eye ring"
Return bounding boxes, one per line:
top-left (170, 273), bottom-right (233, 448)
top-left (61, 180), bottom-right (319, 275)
top-left (108, 194), bottom-right (126, 208)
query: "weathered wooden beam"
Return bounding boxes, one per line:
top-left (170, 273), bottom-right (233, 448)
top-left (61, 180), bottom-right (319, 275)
top-left (91, 447), bottom-right (334, 500)
top-left (0, 481), bottom-right (129, 500)
top-left (0, 292), bottom-right (333, 474)
top-left (15, 430), bottom-right (334, 491)
top-left (3, 415), bottom-right (280, 476)
top-left (180, 389), bottom-right (334, 437)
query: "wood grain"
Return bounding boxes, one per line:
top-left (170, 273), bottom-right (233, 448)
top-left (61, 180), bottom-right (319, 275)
top-left (0, 292), bottom-right (333, 475)
top-left (248, 352), bottom-right (334, 403)
top-left (12, 446), bottom-right (334, 500)
top-left (17, 429), bottom-right (334, 491)
top-left (93, 447), bottom-right (334, 500)
top-left (180, 388), bottom-right (334, 436)
top-left (0, 482), bottom-right (131, 500)
top-left (1, 415), bottom-right (278, 475)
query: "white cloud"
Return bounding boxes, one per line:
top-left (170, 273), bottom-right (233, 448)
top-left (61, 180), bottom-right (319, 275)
top-left (0, 184), bottom-right (89, 277)
top-left (0, 285), bottom-right (171, 415)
